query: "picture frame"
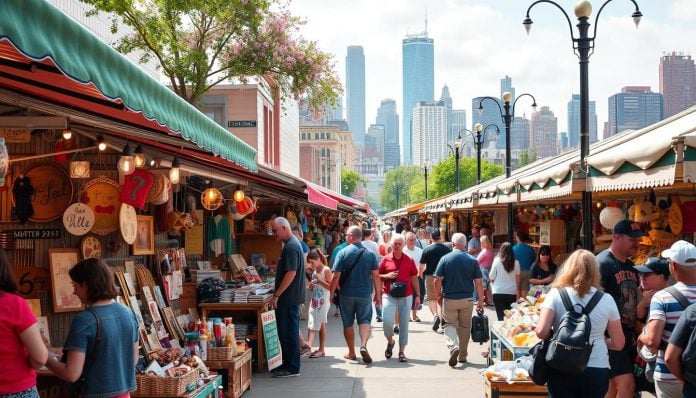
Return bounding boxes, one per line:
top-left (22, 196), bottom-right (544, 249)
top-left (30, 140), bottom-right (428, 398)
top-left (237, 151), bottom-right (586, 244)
top-left (80, 235), bottom-right (102, 259)
top-left (48, 248), bottom-right (83, 313)
top-left (133, 215), bottom-right (154, 255)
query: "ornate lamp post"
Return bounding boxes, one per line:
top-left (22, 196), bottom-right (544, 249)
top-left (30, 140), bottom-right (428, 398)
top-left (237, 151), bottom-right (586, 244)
top-left (478, 92), bottom-right (537, 243)
top-left (466, 123), bottom-right (501, 185)
top-left (422, 161), bottom-right (430, 200)
top-left (447, 132), bottom-right (464, 192)
top-left (523, 0), bottom-right (642, 250)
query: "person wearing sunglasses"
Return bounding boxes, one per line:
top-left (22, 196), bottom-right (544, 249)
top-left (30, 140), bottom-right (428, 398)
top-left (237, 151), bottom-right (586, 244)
top-left (529, 245), bottom-right (558, 295)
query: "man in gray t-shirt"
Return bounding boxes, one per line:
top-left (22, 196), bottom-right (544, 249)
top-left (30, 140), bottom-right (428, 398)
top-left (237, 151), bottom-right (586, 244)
top-left (434, 233), bottom-right (483, 367)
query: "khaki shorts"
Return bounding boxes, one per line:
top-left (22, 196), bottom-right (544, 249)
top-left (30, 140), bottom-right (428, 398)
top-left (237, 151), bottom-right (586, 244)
top-left (425, 275), bottom-right (438, 301)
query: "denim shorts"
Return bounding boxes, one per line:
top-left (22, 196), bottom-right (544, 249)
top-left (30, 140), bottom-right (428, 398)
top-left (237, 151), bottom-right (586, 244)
top-left (339, 295), bottom-right (373, 328)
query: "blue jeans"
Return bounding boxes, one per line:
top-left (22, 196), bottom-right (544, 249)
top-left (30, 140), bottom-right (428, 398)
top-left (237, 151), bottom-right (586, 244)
top-left (382, 294), bottom-right (413, 347)
top-left (275, 303), bottom-right (300, 373)
top-left (547, 367), bottom-right (609, 398)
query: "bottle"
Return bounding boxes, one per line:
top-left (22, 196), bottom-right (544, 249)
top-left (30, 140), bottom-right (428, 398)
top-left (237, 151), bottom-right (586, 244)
top-left (199, 333), bottom-right (208, 360)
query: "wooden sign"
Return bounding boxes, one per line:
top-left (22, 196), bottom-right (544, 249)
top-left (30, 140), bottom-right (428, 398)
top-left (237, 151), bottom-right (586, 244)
top-left (62, 203), bottom-right (94, 236)
top-left (12, 229), bottom-right (60, 239)
top-left (48, 248), bottom-right (83, 313)
top-left (119, 203), bottom-right (137, 244)
top-left (12, 267), bottom-right (50, 299)
top-left (80, 235), bottom-right (102, 259)
top-left (78, 176), bottom-right (121, 236)
top-left (17, 163), bottom-right (73, 223)
top-left (0, 128), bottom-right (31, 143)
top-left (261, 310), bottom-right (283, 370)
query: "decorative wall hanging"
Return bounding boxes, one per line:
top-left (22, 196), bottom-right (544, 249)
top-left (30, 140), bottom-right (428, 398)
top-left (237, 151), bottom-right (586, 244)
top-left (69, 160), bottom-right (90, 179)
top-left (119, 203), bottom-right (138, 245)
top-left (62, 202), bottom-right (94, 236)
top-left (78, 175), bottom-right (121, 235)
top-left (0, 137), bottom-right (8, 186)
top-left (120, 169), bottom-right (154, 209)
top-left (146, 173), bottom-right (170, 205)
top-left (49, 248), bottom-right (83, 313)
top-left (16, 162), bottom-right (73, 223)
top-left (133, 215), bottom-right (155, 255)
top-left (81, 235), bottom-right (102, 259)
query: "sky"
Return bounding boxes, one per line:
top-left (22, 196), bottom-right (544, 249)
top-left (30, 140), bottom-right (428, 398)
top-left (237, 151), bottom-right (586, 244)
top-left (290, 0), bottom-right (696, 141)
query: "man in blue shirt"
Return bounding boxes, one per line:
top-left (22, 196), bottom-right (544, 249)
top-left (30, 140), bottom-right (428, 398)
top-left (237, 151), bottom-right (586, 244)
top-left (270, 217), bottom-right (305, 378)
top-left (513, 231), bottom-right (536, 299)
top-left (330, 226), bottom-right (380, 364)
top-left (433, 233), bottom-right (484, 367)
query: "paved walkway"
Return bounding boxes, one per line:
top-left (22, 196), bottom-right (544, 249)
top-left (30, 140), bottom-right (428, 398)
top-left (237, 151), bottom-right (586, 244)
top-left (246, 305), bottom-right (493, 398)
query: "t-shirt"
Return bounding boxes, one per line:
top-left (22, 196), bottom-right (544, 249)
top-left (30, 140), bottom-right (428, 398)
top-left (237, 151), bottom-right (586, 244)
top-left (64, 302), bottom-right (139, 397)
top-left (275, 236), bottom-right (306, 305)
top-left (300, 240), bottom-right (310, 254)
top-left (421, 243), bottom-right (452, 276)
top-left (541, 287), bottom-right (620, 369)
top-left (361, 239), bottom-right (380, 258)
top-left (379, 253), bottom-right (418, 296)
top-left (489, 258), bottom-right (521, 295)
top-left (529, 262), bottom-right (557, 284)
top-left (648, 283), bottom-right (696, 382)
top-left (332, 243), bottom-right (378, 298)
top-left (477, 248), bottom-right (494, 269)
top-left (597, 249), bottom-right (640, 339)
top-left (0, 292), bottom-right (37, 394)
top-left (468, 237), bottom-right (481, 254)
top-left (402, 246), bottom-right (423, 267)
top-left (330, 242), bottom-right (347, 264)
top-left (433, 249), bottom-right (482, 300)
top-left (513, 242), bottom-right (536, 272)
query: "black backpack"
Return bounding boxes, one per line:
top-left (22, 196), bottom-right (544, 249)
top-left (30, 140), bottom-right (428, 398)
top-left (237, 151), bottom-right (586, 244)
top-left (471, 308), bottom-right (489, 344)
top-left (545, 288), bottom-right (603, 374)
top-left (679, 305), bottom-right (696, 386)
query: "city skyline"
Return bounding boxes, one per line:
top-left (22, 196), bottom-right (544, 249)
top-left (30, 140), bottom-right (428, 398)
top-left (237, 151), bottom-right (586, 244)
top-left (291, 0), bottom-right (696, 146)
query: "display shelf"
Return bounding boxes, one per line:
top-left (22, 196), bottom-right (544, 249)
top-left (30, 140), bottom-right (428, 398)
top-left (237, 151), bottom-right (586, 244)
top-left (488, 322), bottom-right (532, 365)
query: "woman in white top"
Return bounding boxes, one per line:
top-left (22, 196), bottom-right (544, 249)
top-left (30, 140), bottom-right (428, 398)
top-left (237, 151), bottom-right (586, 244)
top-left (489, 242), bottom-right (520, 321)
top-left (535, 249), bottom-right (624, 398)
top-left (306, 250), bottom-right (333, 358)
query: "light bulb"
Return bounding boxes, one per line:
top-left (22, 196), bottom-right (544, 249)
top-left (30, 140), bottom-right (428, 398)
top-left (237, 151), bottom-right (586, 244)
top-left (233, 189), bottom-right (245, 202)
top-left (134, 145), bottom-right (145, 168)
top-left (62, 129), bottom-right (72, 140)
top-left (118, 144), bottom-right (135, 175)
top-left (169, 156), bottom-right (181, 185)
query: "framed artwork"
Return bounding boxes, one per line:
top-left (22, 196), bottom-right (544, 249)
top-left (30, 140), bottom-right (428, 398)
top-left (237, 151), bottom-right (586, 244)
top-left (133, 215), bottom-right (154, 255)
top-left (48, 248), bottom-right (83, 313)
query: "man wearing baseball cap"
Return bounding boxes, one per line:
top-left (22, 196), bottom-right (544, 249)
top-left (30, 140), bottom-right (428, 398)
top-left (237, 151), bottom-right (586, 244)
top-left (597, 219), bottom-right (645, 398)
top-left (639, 241), bottom-right (696, 397)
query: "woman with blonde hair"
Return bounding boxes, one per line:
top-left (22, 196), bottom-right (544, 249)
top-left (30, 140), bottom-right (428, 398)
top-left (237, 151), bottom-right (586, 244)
top-left (476, 235), bottom-right (494, 306)
top-left (535, 250), bottom-right (625, 398)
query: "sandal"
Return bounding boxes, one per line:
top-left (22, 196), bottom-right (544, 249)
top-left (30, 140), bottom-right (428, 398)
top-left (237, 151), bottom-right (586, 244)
top-left (413, 316), bottom-right (421, 322)
top-left (385, 341), bottom-right (395, 359)
top-left (360, 347), bottom-right (373, 364)
top-left (300, 346), bottom-right (312, 355)
top-left (398, 352), bottom-right (407, 362)
top-left (308, 350), bottom-right (325, 358)
top-left (343, 353), bottom-right (357, 361)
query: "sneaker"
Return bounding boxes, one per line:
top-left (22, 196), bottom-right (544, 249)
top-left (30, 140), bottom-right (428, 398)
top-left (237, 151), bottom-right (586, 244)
top-left (432, 316), bottom-right (440, 331)
top-left (449, 348), bottom-right (460, 367)
top-left (272, 370), bottom-right (300, 378)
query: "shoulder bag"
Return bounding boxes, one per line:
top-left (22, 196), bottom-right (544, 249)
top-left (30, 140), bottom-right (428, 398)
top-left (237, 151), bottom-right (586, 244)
top-left (65, 307), bottom-right (104, 397)
top-left (332, 249), bottom-right (365, 304)
top-left (389, 255), bottom-right (408, 298)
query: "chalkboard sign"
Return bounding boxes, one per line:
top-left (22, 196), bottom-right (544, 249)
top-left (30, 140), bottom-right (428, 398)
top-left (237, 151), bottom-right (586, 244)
top-left (261, 310), bottom-right (283, 370)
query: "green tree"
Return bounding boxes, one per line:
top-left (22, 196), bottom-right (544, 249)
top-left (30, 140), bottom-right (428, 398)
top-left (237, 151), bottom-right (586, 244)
top-left (80, 0), bottom-right (342, 110)
top-left (430, 155), bottom-right (503, 197)
top-left (380, 166), bottom-right (420, 212)
top-left (517, 149), bottom-right (538, 168)
top-left (340, 169), bottom-right (366, 196)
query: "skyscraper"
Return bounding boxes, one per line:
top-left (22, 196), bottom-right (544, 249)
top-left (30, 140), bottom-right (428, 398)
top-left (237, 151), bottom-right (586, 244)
top-left (567, 94), bottom-right (597, 147)
top-left (376, 99), bottom-right (400, 171)
top-left (510, 116), bottom-right (530, 150)
top-left (450, 109), bottom-right (467, 154)
top-left (607, 86), bottom-right (663, 136)
top-left (472, 96), bottom-right (504, 149)
top-left (412, 101), bottom-right (447, 165)
top-left (500, 75), bottom-right (515, 102)
top-left (530, 106), bottom-right (558, 159)
top-left (660, 52), bottom-right (696, 118)
top-left (402, 32), bottom-right (434, 166)
top-left (346, 46), bottom-right (366, 148)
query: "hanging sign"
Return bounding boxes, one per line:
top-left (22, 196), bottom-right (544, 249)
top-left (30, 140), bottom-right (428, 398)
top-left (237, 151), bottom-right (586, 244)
top-left (0, 128), bottom-right (31, 143)
top-left (16, 163), bottom-right (74, 223)
top-left (12, 229), bottom-right (60, 239)
top-left (261, 310), bottom-right (283, 370)
top-left (12, 267), bottom-right (51, 299)
top-left (119, 203), bottom-right (138, 245)
top-left (62, 203), bottom-right (94, 236)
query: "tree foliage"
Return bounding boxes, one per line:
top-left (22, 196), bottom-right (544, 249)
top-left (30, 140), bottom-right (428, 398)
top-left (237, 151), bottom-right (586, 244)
top-left (340, 169), bottom-right (365, 197)
top-left (517, 149), bottom-right (538, 168)
top-left (380, 166), bottom-right (420, 212)
top-left (428, 155), bottom-right (503, 198)
top-left (80, 0), bottom-right (342, 110)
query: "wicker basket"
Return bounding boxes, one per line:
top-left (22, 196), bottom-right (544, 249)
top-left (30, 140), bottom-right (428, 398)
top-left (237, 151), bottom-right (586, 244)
top-left (208, 345), bottom-right (236, 361)
top-left (134, 370), bottom-right (197, 397)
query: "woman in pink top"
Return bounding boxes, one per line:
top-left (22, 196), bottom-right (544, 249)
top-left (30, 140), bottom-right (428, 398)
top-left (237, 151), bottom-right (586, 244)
top-left (0, 249), bottom-right (48, 398)
top-left (476, 236), bottom-right (494, 306)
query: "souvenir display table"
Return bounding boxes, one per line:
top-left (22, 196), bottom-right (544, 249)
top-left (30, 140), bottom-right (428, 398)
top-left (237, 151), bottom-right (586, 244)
top-left (489, 321), bottom-right (534, 365)
top-left (199, 297), bottom-right (272, 372)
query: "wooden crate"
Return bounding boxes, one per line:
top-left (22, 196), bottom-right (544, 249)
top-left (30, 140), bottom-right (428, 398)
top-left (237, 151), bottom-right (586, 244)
top-left (485, 378), bottom-right (548, 398)
top-left (205, 349), bottom-right (252, 398)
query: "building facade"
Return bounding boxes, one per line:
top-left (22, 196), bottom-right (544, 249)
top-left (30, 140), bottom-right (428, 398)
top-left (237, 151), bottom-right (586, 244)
top-left (412, 101), bottom-right (447, 166)
top-left (299, 126), bottom-right (356, 192)
top-left (530, 106), bottom-right (558, 159)
top-left (607, 86), bottom-right (664, 136)
top-left (346, 46), bottom-right (366, 148)
top-left (402, 34), bottom-right (434, 166)
top-left (660, 52), bottom-right (696, 118)
top-left (567, 93), bottom-right (598, 148)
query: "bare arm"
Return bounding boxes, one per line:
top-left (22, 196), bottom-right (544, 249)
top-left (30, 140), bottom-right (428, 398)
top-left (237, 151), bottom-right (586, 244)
top-left (418, 263), bottom-right (426, 278)
top-left (474, 278), bottom-right (484, 312)
top-left (638, 319), bottom-right (665, 351)
top-left (45, 350), bottom-right (86, 383)
top-left (433, 276), bottom-right (443, 300)
top-left (19, 323), bottom-right (48, 369)
top-left (134, 343), bottom-right (140, 366)
top-left (665, 343), bottom-right (685, 382)
top-left (535, 307), bottom-right (555, 340)
top-left (372, 269), bottom-right (382, 307)
top-left (606, 319), bottom-right (625, 351)
top-left (318, 268), bottom-right (333, 290)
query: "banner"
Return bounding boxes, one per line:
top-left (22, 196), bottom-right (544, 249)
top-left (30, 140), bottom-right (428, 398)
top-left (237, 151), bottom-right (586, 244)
top-left (261, 310), bottom-right (283, 370)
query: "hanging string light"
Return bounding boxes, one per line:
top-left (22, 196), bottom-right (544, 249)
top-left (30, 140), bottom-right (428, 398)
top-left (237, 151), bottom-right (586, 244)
top-left (169, 156), bottom-right (181, 185)
top-left (117, 143), bottom-right (135, 175)
top-left (95, 134), bottom-right (107, 151)
top-left (134, 145), bottom-right (145, 168)
top-left (201, 181), bottom-right (223, 210)
top-left (233, 185), bottom-right (245, 202)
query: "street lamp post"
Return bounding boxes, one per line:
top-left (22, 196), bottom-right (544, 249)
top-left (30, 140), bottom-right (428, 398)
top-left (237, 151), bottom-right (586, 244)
top-left (447, 132), bottom-right (463, 192)
top-left (523, 0), bottom-right (642, 250)
top-left (422, 161), bottom-right (430, 200)
top-left (463, 123), bottom-right (501, 185)
top-left (478, 92), bottom-right (537, 243)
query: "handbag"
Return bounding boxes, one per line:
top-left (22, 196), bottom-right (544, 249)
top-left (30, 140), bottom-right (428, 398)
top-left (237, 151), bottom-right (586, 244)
top-left (389, 281), bottom-right (408, 298)
top-left (332, 249), bottom-right (365, 305)
top-left (528, 338), bottom-right (550, 386)
top-left (471, 308), bottom-right (489, 344)
top-left (65, 307), bottom-right (103, 397)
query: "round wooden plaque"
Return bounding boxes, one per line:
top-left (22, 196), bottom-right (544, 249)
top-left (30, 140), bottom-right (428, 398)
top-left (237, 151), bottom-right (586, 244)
top-left (63, 203), bottom-right (95, 236)
top-left (16, 163), bottom-right (74, 223)
top-left (81, 235), bottom-right (102, 259)
top-left (119, 203), bottom-right (138, 245)
top-left (78, 176), bottom-right (121, 236)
